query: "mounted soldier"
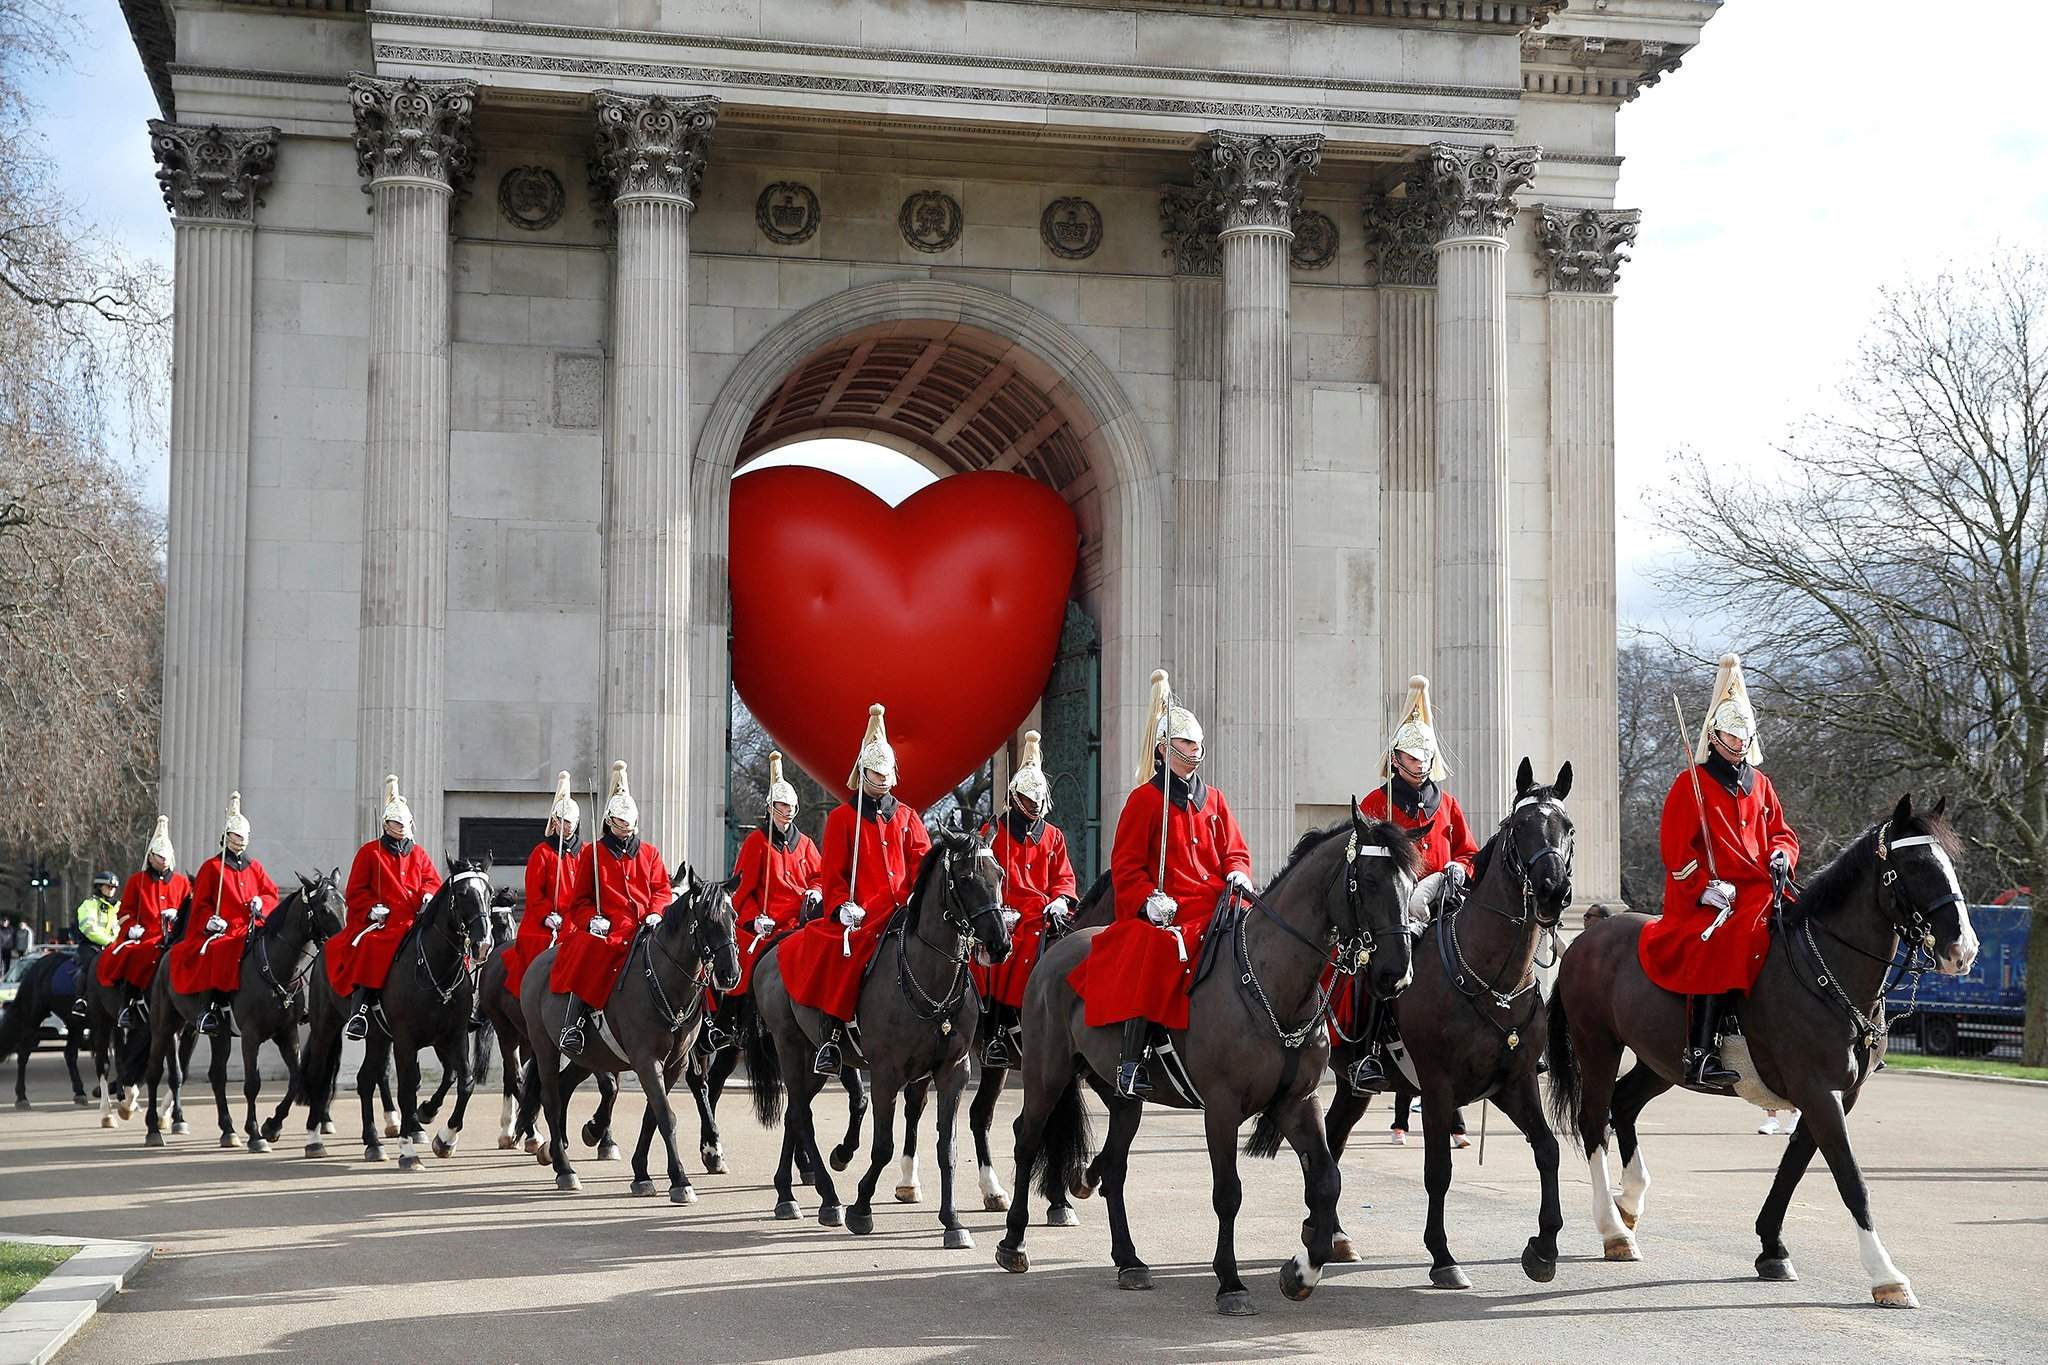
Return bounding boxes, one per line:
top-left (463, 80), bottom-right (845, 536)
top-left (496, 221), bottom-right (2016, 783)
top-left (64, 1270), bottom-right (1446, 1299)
top-left (1342, 674), bottom-right (1480, 1093)
top-left (554, 761), bottom-right (670, 1059)
top-left (1068, 669), bottom-right (1253, 1098)
top-left (66, 871), bottom-right (120, 1020)
top-left (502, 771), bottom-right (582, 1005)
top-left (974, 729), bottom-right (1077, 1070)
top-left (171, 792), bottom-right (279, 1036)
top-left (729, 750), bottom-right (823, 998)
top-left (334, 775), bottom-right (444, 1042)
top-left (775, 703), bottom-right (932, 1076)
top-left (97, 817), bottom-right (190, 1027)
top-left (1639, 652), bottom-right (1800, 1088)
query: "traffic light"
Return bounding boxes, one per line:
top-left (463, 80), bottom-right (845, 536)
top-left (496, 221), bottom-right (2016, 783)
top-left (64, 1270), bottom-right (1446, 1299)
top-left (27, 862), bottom-right (52, 890)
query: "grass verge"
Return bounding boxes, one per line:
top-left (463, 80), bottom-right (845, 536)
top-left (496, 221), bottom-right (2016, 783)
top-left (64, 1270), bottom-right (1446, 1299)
top-left (0, 1242), bottom-right (79, 1310)
top-left (1889, 1053), bottom-right (2048, 1082)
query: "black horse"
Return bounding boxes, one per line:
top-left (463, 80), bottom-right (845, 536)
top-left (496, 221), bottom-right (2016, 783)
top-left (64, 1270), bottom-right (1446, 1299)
top-left (686, 995), bottom-right (870, 1182)
top-left (746, 824), bottom-right (1010, 1247)
top-left (479, 923), bottom-right (622, 1161)
top-left (523, 866), bottom-right (740, 1201)
top-left (999, 807), bottom-right (1418, 1315)
top-left (1, 947), bottom-right (126, 1112)
top-left (1549, 793), bottom-right (1978, 1308)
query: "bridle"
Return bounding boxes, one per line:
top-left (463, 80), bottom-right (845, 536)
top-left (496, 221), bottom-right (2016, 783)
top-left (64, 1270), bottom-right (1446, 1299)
top-left (1322, 826), bottom-right (1415, 1045)
top-left (417, 867), bottom-right (493, 1006)
top-left (895, 837), bottom-right (1005, 1033)
top-left (1491, 793), bottom-right (1574, 931)
top-left (1435, 794), bottom-right (1575, 1053)
top-left (252, 876), bottom-right (341, 1006)
top-left (641, 880), bottom-right (736, 1035)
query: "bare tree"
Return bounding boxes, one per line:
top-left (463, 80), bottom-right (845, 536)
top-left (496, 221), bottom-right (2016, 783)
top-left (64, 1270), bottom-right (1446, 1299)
top-left (1649, 249), bottom-right (2048, 1063)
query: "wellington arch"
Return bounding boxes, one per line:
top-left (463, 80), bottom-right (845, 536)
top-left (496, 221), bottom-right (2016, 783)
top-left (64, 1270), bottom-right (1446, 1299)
top-left (132, 0), bottom-right (1721, 904)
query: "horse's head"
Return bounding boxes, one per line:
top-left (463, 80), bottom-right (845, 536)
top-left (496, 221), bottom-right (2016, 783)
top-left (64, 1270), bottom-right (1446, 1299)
top-left (295, 868), bottom-right (346, 940)
top-left (934, 822), bottom-right (1009, 963)
top-left (441, 857), bottom-right (497, 962)
top-left (1878, 794), bottom-right (1977, 976)
top-left (1344, 804), bottom-right (1421, 1001)
top-left (666, 864), bottom-right (741, 993)
top-left (1499, 758), bottom-right (1575, 923)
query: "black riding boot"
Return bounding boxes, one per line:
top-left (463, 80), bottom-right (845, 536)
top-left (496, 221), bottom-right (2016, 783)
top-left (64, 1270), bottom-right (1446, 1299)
top-left (118, 987), bottom-right (147, 1030)
top-left (342, 986), bottom-right (379, 1041)
top-left (558, 998), bottom-right (591, 1058)
top-left (982, 1004), bottom-right (1021, 1070)
top-left (1684, 994), bottom-right (1738, 1088)
top-left (199, 991), bottom-right (233, 1037)
top-left (1346, 1001), bottom-right (1390, 1094)
top-left (814, 1019), bottom-right (847, 1076)
top-left (1114, 1017), bottom-right (1152, 1098)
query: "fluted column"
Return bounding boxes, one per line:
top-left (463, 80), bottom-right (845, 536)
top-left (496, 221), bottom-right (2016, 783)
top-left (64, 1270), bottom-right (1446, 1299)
top-left (1540, 205), bottom-right (1638, 905)
top-left (1365, 191), bottom-right (1441, 721)
top-left (349, 75), bottom-right (477, 847)
top-left (1426, 143), bottom-right (1538, 833)
top-left (151, 122), bottom-right (278, 856)
top-left (1208, 130), bottom-right (1321, 871)
top-left (1161, 184), bottom-right (1223, 722)
top-left (592, 92), bottom-right (718, 861)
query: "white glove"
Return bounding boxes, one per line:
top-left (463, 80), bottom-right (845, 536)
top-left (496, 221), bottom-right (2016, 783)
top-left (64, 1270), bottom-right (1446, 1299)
top-left (205, 916), bottom-right (228, 935)
top-left (1445, 863), bottom-right (1468, 892)
top-left (543, 913), bottom-right (562, 931)
top-left (644, 913), bottom-right (663, 929)
top-left (1769, 849), bottom-right (1791, 879)
top-left (751, 914), bottom-right (776, 936)
top-left (1408, 871), bottom-right (1447, 921)
top-left (420, 891), bottom-right (433, 907)
top-left (837, 903), bottom-right (866, 929)
top-left (369, 903), bottom-right (390, 924)
top-left (127, 924), bottom-right (144, 941)
top-left (589, 915), bottom-right (612, 937)
top-left (1001, 907), bottom-right (1022, 931)
top-left (246, 897), bottom-right (262, 914)
top-left (1701, 880), bottom-right (1736, 914)
top-left (801, 889), bottom-right (823, 910)
top-left (1043, 897), bottom-right (1071, 925)
top-left (1226, 870), bottom-right (1255, 895)
top-left (1143, 891), bottom-right (1177, 927)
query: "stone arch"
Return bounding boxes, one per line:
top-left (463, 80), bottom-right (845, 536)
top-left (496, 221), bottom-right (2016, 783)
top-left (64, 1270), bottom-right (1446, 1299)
top-left (688, 280), bottom-right (1167, 859)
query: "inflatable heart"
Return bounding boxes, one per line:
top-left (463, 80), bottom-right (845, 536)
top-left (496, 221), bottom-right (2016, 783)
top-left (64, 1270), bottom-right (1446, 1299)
top-left (730, 467), bottom-right (1078, 811)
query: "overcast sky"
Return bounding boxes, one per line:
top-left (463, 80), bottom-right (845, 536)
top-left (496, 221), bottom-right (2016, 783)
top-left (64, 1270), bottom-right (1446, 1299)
top-left (33, 2), bottom-right (2048, 622)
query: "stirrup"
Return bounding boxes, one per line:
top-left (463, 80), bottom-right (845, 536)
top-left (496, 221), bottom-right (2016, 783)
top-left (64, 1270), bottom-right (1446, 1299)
top-left (1685, 1048), bottom-right (1738, 1089)
top-left (198, 1006), bottom-right (225, 1037)
top-left (1113, 1059), bottom-right (1150, 1098)
top-left (343, 1005), bottom-right (371, 1041)
top-left (813, 1036), bottom-right (842, 1076)
top-left (982, 1033), bottom-right (1017, 1070)
top-left (70, 997), bottom-right (89, 1019)
top-left (117, 1004), bottom-right (138, 1029)
top-left (1346, 1053), bottom-right (1390, 1095)
top-left (559, 1021), bottom-right (588, 1058)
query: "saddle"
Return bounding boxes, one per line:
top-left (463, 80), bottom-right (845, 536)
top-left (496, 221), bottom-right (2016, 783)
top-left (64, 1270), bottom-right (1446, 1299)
top-left (50, 954), bottom-right (80, 998)
top-left (1188, 891), bottom-right (1243, 995)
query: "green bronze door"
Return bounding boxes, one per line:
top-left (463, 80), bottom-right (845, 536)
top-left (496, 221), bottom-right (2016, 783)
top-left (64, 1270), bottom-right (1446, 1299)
top-left (1039, 601), bottom-right (1101, 886)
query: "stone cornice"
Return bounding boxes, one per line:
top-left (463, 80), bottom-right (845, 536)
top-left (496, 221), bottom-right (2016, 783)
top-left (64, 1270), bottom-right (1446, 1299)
top-left (1203, 131), bottom-right (1323, 235)
top-left (1535, 205), bottom-right (1640, 293)
top-left (148, 122), bottom-right (280, 223)
top-left (348, 74), bottom-right (479, 198)
top-left (590, 92), bottom-right (720, 208)
top-left (1157, 0), bottom-right (1562, 28)
top-left (1422, 142), bottom-right (1541, 242)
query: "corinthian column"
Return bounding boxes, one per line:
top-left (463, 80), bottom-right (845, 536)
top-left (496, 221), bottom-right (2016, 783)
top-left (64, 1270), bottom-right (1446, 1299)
top-left (151, 121), bottom-right (278, 856)
top-left (1160, 185), bottom-right (1223, 723)
top-left (1426, 143), bottom-right (1538, 833)
top-left (1207, 130), bottom-right (1321, 871)
top-left (349, 75), bottom-right (477, 847)
top-left (1539, 205), bottom-right (1638, 906)
top-left (591, 92), bottom-right (718, 860)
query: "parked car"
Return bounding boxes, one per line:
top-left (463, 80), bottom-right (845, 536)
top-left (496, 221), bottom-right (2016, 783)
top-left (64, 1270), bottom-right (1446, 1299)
top-left (0, 945), bottom-right (70, 1050)
top-left (1887, 903), bottom-right (2029, 1055)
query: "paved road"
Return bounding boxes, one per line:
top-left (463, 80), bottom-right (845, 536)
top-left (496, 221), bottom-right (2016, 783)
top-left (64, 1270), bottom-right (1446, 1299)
top-left (2, 1051), bottom-right (2041, 1364)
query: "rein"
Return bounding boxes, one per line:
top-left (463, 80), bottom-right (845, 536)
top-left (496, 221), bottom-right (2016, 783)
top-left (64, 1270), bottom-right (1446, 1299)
top-left (1435, 796), bottom-right (1573, 1054)
top-left (251, 886), bottom-right (336, 1005)
top-left (416, 869), bottom-right (492, 1007)
top-left (1780, 824), bottom-right (1948, 1054)
top-left (1224, 885), bottom-right (1332, 1049)
top-left (894, 844), bottom-right (1000, 1035)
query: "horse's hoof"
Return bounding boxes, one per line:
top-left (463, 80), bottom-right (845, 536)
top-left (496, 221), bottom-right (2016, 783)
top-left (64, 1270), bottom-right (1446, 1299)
top-left (144, 1130), bottom-right (165, 1148)
top-left (997, 1244), bottom-right (1029, 1274)
top-left (701, 1151), bottom-right (728, 1175)
top-left (630, 1178), bottom-right (656, 1197)
top-left (383, 1123), bottom-right (400, 1139)
top-left (1873, 1282), bottom-right (1918, 1309)
top-left (365, 1144), bottom-right (387, 1162)
top-left (535, 1149), bottom-right (551, 1166)
top-left (73, 1094), bottom-right (91, 1107)
top-left (1756, 1256), bottom-right (1797, 1282)
top-left (983, 1192), bottom-right (1010, 1213)
top-left (1280, 1258), bottom-right (1317, 1303)
top-left (1430, 1264), bottom-right (1472, 1290)
top-left (248, 1137), bottom-right (270, 1154)
top-left (1067, 1175), bottom-right (1095, 1202)
top-left (829, 1146), bottom-right (854, 1172)
top-left (1046, 1205), bottom-right (1078, 1229)
top-left (261, 1119), bottom-right (283, 1142)
top-left (304, 1142), bottom-right (325, 1158)
top-left (818, 1203), bottom-right (844, 1228)
top-left (773, 1200), bottom-right (802, 1221)
top-left (894, 1183), bottom-right (921, 1204)
top-left (1521, 1240), bottom-right (1557, 1284)
top-left (597, 1142), bottom-right (622, 1162)
top-left (669, 1185), bottom-right (696, 1206)
top-left (581, 1120), bottom-right (600, 1147)
top-left (556, 1171), bottom-right (580, 1192)
top-left (118, 1102), bottom-right (135, 1121)
top-left (1117, 1265), bottom-right (1153, 1292)
top-left (943, 1227), bottom-right (973, 1251)
top-left (417, 1102), bottom-right (440, 1124)
top-left (320, 1121), bottom-right (335, 1136)
top-left (523, 1135), bottom-right (543, 1155)
top-left (398, 1153), bottom-right (422, 1172)
top-left (846, 1208), bottom-right (874, 1236)
top-left (171, 1120), bottom-right (190, 1135)
top-left (12, 1098), bottom-right (29, 1111)
top-left (100, 1115), bottom-right (116, 1129)
top-left (1216, 1290), bottom-right (1258, 1317)
top-left (1330, 1233), bottom-right (1358, 1263)
top-left (432, 1136), bottom-right (453, 1159)
top-left (1603, 1235), bottom-right (1640, 1262)
top-left (1617, 1202), bottom-right (1640, 1231)
top-left (497, 1136), bottom-right (517, 1150)
top-left (220, 1131), bottom-right (241, 1149)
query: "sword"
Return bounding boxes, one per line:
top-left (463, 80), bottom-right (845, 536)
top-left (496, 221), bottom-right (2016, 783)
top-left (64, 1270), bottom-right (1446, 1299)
top-left (1672, 695), bottom-right (1731, 940)
top-left (842, 788), bottom-right (864, 960)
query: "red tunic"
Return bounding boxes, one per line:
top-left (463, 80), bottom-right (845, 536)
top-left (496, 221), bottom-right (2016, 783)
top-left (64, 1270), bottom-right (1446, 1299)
top-left (1068, 779), bottom-right (1251, 1030)
top-left (503, 838), bottom-right (578, 1000)
top-left (775, 799), bottom-right (931, 1020)
top-left (1639, 764), bottom-right (1800, 994)
top-left (327, 839), bottom-right (444, 995)
top-left (971, 817), bottom-right (1078, 1010)
top-left (98, 869), bottom-right (190, 989)
top-left (168, 855), bottom-right (278, 995)
top-left (549, 836), bottom-right (671, 1008)
top-left (730, 827), bottom-right (822, 996)
top-left (1329, 784), bottom-right (1482, 1040)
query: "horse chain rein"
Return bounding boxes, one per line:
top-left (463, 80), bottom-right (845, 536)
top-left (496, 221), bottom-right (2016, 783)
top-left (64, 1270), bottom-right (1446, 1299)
top-left (1448, 796), bottom-right (1570, 1010)
top-left (1797, 824), bottom-right (1946, 1050)
top-left (254, 882), bottom-right (335, 1005)
top-left (1324, 833), bottom-right (1402, 1046)
top-left (418, 869), bottom-right (492, 1005)
top-left (896, 842), bottom-right (999, 1029)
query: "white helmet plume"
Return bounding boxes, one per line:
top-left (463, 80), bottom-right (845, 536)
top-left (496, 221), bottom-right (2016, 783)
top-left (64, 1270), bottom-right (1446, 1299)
top-left (603, 760), bottom-right (639, 832)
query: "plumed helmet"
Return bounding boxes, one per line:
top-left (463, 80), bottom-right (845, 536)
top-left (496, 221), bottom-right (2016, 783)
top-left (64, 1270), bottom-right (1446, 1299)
top-left (1008, 730), bottom-right (1052, 815)
top-left (603, 760), bottom-right (639, 832)
top-left (380, 774), bottom-right (414, 837)
top-left (766, 750), bottom-right (799, 811)
top-left (846, 704), bottom-right (897, 792)
top-left (223, 790), bottom-right (250, 841)
top-left (1383, 674), bottom-right (1449, 782)
top-left (548, 770), bottom-right (580, 828)
top-left (1136, 669), bottom-right (1202, 781)
top-left (1694, 651), bottom-right (1762, 765)
top-left (145, 815), bottom-right (175, 868)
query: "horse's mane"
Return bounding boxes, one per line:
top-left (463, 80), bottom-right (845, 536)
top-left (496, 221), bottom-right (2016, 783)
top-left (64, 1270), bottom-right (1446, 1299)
top-left (1263, 817), bottom-right (1421, 896)
top-left (1786, 810), bottom-right (1959, 924)
top-left (905, 828), bottom-right (965, 928)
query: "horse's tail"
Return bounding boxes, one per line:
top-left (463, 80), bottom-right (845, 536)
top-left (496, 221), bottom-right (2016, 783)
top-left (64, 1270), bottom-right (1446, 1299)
top-left (471, 1017), bottom-right (495, 1086)
top-left (1545, 986), bottom-right (1584, 1149)
top-left (740, 1000), bottom-right (783, 1128)
top-left (1244, 1097), bottom-right (1287, 1160)
top-left (1032, 1078), bottom-right (1094, 1206)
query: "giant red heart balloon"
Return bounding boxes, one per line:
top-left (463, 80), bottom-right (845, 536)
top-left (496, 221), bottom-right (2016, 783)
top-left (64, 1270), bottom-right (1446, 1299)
top-left (729, 467), bottom-right (1079, 811)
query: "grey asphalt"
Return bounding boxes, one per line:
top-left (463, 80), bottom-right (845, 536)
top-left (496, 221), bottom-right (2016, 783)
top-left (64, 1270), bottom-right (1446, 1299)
top-left (1, 1050), bottom-right (2041, 1364)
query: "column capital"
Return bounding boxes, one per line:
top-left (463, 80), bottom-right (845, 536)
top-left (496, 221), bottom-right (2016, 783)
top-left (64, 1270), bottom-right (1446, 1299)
top-left (1201, 131), bottom-right (1323, 235)
top-left (148, 121), bottom-right (279, 223)
top-left (348, 74), bottom-right (478, 197)
top-left (590, 92), bottom-right (720, 209)
top-left (1159, 184), bottom-right (1221, 276)
top-left (1362, 190), bottom-right (1439, 287)
top-left (1422, 142), bottom-right (1541, 243)
top-left (1535, 205), bottom-right (1640, 293)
